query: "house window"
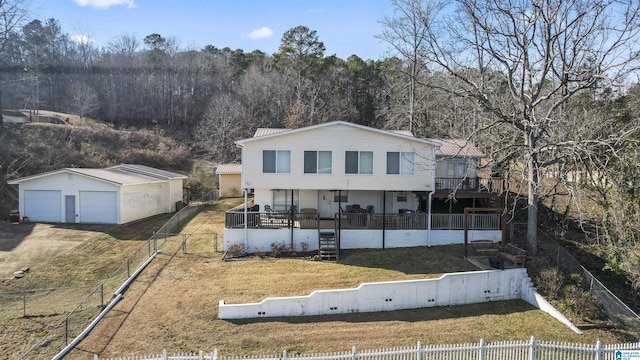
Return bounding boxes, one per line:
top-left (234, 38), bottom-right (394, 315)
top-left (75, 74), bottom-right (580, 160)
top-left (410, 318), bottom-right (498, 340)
top-left (345, 151), bottom-right (373, 174)
top-left (273, 190), bottom-right (299, 212)
top-left (447, 161), bottom-right (468, 178)
top-left (263, 150), bottom-right (291, 174)
top-left (334, 191), bottom-right (348, 203)
top-left (397, 192), bottom-right (407, 202)
top-left (304, 151), bottom-right (332, 174)
top-left (387, 152), bottom-right (415, 175)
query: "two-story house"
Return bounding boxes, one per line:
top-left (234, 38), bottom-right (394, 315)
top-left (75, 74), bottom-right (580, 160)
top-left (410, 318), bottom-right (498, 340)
top-left (223, 121), bottom-right (503, 259)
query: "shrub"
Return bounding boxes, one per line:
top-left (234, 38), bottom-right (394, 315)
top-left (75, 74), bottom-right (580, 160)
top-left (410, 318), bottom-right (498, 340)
top-left (561, 285), bottom-right (603, 320)
top-left (270, 242), bottom-right (289, 258)
top-left (300, 241), bottom-right (309, 253)
top-left (226, 244), bottom-right (245, 258)
top-left (536, 268), bottom-right (564, 299)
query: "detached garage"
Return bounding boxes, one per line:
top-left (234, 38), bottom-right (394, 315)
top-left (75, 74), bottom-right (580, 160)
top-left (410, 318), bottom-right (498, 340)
top-left (8, 164), bottom-right (187, 224)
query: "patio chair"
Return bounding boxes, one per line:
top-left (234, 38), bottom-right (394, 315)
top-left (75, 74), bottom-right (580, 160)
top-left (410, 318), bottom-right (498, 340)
top-left (366, 205), bottom-right (374, 213)
top-left (345, 205), bottom-right (353, 213)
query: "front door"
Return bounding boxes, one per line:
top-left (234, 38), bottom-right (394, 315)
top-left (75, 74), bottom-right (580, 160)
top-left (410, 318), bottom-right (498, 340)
top-left (318, 190), bottom-right (338, 219)
top-left (65, 195), bottom-right (75, 223)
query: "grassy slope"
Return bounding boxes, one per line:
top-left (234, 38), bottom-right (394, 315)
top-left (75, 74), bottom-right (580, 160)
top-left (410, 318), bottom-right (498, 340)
top-left (62, 201), bottom-right (636, 359)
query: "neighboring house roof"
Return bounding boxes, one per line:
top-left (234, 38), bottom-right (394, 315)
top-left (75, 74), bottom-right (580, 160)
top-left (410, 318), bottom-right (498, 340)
top-left (426, 138), bottom-right (485, 158)
top-left (7, 164), bottom-right (185, 186)
top-left (215, 164), bottom-right (242, 175)
top-left (242, 121), bottom-right (440, 147)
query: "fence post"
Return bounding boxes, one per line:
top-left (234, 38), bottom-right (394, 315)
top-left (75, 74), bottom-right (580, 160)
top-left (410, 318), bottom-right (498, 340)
top-left (283, 349), bottom-right (287, 360)
top-left (212, 348), bottom-right (218, 360)
top-left (65, 317), bottom-right (69, 344)
top-left (22, 288), bottom-right (26, 318)
top-left (352, 345), bottom-right (357, 360)
top-left (149, 233), bottom-right (153, 257)
top-left (528, 336), bottom-right (535, 360)
top-left (127, 258), bottom-right (130, 277)
top-left (100, 283), bottom-right (104, 309)
top-left (183, 234), bottom-right (187, 254)
top-left (163, 348), bottom-right (167, 360)
top-left (416, 341), bottom-right (421, 360)
top-left (214, 234), bottom-right (218, 252)
top-left (478, 338), bottom-right (485, 360)
top-left (595, 341), bottom-right (602, 360)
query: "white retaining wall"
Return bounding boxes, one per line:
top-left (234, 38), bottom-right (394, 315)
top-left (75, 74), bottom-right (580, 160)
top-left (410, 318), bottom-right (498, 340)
top-left (218, 268), bottom-right (580, 334)
top-left (223, 228), bottom-right (503, 252)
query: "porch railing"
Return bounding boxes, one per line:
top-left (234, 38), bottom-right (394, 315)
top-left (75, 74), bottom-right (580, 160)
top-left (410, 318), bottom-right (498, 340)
top-left (224, 211), bottom-right (319, 229)
top-left (431, 213), bottom-right (500, 230)
top-left (435, 177), bottom-right (504, 194)
top-left (225, 212), bottom-right (500, 231)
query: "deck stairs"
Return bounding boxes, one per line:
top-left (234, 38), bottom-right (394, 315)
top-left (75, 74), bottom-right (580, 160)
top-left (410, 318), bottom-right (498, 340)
top-left (318, 230), bottom-right (338, 261)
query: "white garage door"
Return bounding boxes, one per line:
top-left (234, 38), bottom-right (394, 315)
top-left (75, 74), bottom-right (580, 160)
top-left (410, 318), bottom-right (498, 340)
top-left (24, 190), bottom-right (62, 222)
top-left (79, 191), bottom-right (118, 224)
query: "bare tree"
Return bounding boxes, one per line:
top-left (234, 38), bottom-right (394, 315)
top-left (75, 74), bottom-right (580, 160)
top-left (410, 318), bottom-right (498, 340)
top-left (69, 82), bottom-right (99, 118)
top-left (195, 93), bottom-right (245, 163)
top-left (413, 0), bottom-right (640, 254)
top-left (378, 0), bottom-right (444, 133)
top-left (0, 0), bottom-right (29, 131)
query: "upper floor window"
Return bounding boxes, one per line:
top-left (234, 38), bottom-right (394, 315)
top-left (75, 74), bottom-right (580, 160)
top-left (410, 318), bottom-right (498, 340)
top-left (304, 151), bottom-right (332, 174)
top-left (345, 151), bottom-right (373, 174)
top-left (387, 152), bottom-right (415, 175)
top-left (263, 150), bottom-right (291, 173)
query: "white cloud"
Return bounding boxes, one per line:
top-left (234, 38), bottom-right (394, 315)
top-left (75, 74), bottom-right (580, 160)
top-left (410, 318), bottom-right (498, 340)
top-left (73, 0), bottom-right (137, 9)
top-left (71, 34), bottom-right (94, 45)
top-left (245, 27), bottom-right (274, 40)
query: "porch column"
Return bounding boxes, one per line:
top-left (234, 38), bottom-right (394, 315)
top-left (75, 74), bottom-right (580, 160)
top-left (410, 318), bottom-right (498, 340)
top-left (382, 191), bottom-right (386, 249)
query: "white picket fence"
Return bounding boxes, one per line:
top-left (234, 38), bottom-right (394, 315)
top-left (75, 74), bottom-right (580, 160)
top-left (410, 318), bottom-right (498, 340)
top-left (95, 337), bottom-right (640, 360)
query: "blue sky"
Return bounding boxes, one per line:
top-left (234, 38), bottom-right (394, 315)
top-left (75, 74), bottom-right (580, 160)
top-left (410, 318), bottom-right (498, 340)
top-left (32, 0), bottom-right (396, 61)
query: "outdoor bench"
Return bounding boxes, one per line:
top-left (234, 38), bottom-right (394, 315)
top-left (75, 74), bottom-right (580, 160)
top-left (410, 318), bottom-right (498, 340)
top-left (498, 243), bottom-right (527, 266)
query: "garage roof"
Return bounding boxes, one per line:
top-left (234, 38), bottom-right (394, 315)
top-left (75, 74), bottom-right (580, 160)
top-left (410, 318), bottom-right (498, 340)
top-left (8, 164), bottom-right (186, 186)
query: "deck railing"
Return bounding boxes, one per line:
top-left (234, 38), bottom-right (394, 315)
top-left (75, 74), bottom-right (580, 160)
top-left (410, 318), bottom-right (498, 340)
top-left (224, 211), bottom-right (319, 229)
top-left (435, 177), bottom-right (504, 194)
top-left (225, 212), bottom-right (500, 231)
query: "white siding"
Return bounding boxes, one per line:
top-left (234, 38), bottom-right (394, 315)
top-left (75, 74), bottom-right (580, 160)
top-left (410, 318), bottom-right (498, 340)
top-left (17, 172), bottom-right (119, 224)
top-left (169, 178), bottom-right (184, 210)
top-left (120, 183), bottom-right (166, 224)
top-left (241, 124), bottom-right (436, 192)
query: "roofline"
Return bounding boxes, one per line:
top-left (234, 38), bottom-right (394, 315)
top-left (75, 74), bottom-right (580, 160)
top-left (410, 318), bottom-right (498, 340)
top-left (107, 164), bottom-right (188, 180)
top-left (7, 168), bottom-right (173, 186)
top-left (7, 168), bottom-right (124, 186)
top-left (235, 121), bottom-right (442, 147)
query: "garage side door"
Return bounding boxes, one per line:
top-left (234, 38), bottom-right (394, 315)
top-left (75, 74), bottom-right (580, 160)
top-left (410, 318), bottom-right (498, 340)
top-left (79, 191), bottom-right (118, 224)
top-left (24, 190), bottom-right (62, 222)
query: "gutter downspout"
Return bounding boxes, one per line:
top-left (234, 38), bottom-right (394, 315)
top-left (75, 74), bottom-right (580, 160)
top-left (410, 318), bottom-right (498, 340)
top-left (427, 146), bottom-right (437, 247)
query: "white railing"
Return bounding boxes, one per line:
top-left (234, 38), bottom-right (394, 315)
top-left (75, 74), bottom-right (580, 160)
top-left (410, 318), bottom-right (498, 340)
top-left (431, 213), bottom-right (500, 230)
top-left (95, 338), bottom-right (640, 360)
top-left (225, 212), bottom-right (500, 231)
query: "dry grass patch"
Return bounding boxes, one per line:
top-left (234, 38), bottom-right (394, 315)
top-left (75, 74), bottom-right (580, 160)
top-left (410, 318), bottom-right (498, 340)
top-left (71, 203), bottom-right (634, 359)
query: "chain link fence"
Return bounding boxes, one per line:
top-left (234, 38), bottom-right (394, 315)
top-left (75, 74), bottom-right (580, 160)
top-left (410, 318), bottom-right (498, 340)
top-left (508, 222), bottom-right (640, 331)
top-left (8, 190), bottom-right (219, 359)
top-left (535, 227), bottom-right (640, 331)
